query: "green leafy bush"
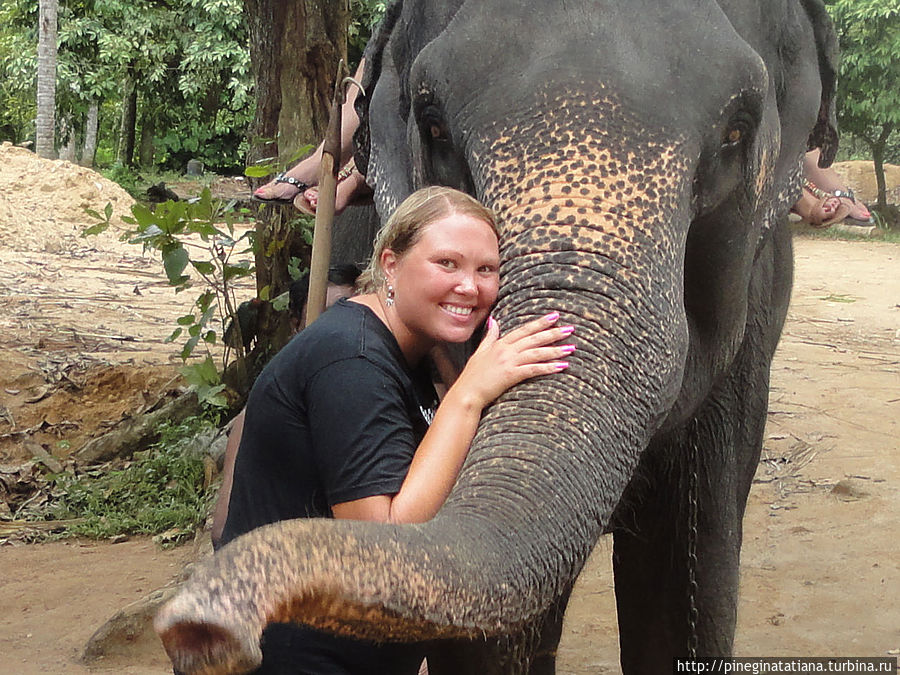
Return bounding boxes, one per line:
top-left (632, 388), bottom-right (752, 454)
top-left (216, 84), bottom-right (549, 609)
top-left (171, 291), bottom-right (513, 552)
top-left (48, 417), bottom-right (217, 545)
top-left (85, 189), bottom-right (255, 407)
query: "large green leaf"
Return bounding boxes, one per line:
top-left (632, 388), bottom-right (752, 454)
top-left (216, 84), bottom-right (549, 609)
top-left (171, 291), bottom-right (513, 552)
top-left (162, 246), bottom-right (190, 286)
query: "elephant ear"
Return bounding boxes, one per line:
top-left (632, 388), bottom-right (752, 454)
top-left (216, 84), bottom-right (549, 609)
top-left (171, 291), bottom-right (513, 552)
top-left (353, 1), bottom-right (413, 215)
top-left (353, 0), bottom-right (468, 216)
top-left (800, 0), bottom-right (839, 166)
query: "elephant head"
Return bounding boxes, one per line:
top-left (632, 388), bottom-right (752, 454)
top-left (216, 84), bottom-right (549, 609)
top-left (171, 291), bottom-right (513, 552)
top-left (156, 1), bottom-right (839, 672)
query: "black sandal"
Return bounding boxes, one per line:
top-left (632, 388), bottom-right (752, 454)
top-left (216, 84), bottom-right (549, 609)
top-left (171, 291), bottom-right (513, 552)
top-left (251, 172), bottom-right (311, 204)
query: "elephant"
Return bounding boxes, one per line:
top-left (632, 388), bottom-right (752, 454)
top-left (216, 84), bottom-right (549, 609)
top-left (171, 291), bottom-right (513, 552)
top-left (155, 0), bottom-right (839, 672)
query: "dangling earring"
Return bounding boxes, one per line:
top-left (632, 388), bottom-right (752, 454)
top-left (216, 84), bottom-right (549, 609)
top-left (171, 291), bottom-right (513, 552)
top-left (385, 283), bottom-right (395, 307)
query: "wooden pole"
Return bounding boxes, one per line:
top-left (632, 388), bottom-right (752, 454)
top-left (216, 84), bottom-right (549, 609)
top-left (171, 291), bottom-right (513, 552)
top-left (305, 61), bottom-right (348, 325)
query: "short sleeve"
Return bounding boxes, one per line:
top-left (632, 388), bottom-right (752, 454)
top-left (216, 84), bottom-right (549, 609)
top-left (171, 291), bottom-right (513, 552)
top-left (305, 357), bottom-right (417, 507)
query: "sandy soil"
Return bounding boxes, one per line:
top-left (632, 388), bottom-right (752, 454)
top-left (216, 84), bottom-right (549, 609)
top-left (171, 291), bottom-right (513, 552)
top-left (558, 237), bottom-right (900, 672)
top-left (0, 149), bottom-right (897, 672)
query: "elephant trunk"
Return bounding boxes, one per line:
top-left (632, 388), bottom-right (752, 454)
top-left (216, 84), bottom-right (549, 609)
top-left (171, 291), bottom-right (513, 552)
top-left (156, 130), bottom-right (694, 673)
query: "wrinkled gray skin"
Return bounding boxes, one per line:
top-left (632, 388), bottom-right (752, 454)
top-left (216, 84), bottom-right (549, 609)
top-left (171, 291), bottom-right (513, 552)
top-left (155, 1), bottom-right (840, 673)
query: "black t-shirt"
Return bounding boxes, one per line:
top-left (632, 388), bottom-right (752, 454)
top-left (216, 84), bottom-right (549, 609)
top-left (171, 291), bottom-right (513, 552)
top-left (220, 299), bottom-right (437, 675)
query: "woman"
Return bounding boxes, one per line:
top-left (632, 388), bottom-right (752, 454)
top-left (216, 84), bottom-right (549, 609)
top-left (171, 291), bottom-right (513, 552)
top-left (220, 186), bottom-right (574, 674)
top-left (210, 264), bottom-right (363, 550)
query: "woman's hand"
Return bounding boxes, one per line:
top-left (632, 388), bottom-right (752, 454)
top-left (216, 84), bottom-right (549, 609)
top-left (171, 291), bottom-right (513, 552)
top-left (338, 311), bottom-right (575, 524)
top-left (450, 312), bottom-right (574, 411)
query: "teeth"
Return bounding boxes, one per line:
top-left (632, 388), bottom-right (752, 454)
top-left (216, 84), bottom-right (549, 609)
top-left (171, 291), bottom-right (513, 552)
top-left (444, 305), bottom-right (473, 316)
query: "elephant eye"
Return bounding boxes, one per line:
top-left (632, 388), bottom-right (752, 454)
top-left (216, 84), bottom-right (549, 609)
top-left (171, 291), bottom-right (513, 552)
top-left (425, 117), bottom-right (450, 143)
top-left (721, 112), bottom-right (754, 149)
top-left (418, 103), bottom-right (451, 144)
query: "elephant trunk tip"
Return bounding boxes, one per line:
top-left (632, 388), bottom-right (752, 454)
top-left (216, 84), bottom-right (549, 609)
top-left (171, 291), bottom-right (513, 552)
top-left (154, 600), bottom-right (262, 675)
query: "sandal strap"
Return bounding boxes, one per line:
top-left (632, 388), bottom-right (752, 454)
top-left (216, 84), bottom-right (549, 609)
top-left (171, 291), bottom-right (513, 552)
top-left (274, 172), bottom-right (309, 190)
top-left (831, 188), bottom-right (855, 202)
top-left (806, 180), bottom-right (855, 203)
top-left (337, 160), bottom-right (356, 182)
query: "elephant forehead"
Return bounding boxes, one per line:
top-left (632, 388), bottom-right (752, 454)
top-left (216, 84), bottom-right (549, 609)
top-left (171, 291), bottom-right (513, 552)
top-left (474, 91), bottom-right (690, 239)
top-left (469, 96), bottom-right (690, 287)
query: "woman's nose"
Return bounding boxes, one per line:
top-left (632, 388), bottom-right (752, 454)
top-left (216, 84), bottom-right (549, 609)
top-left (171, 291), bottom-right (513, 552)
top-left (455, 273), bottom-right (477, 295)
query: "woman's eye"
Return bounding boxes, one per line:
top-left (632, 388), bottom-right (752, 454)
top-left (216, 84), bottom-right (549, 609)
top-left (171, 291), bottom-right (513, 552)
top-left (437, 258), bottom-right (456, 269)
top-left (478, 265), bottom-right (498, 274)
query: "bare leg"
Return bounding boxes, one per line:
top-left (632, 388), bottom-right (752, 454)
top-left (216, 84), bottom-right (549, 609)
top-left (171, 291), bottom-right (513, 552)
top-left (803, 149), bottom-right (872, 223)
top-left (252, 60), bottom-right (368, 211)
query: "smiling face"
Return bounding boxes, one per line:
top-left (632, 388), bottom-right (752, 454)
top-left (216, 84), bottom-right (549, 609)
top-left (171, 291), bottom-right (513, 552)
top-left (382, 212), bottom-right (500, 359)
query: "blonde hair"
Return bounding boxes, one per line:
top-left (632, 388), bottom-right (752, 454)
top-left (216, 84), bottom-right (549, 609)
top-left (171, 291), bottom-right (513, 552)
top-left (357, 187), bottom-right (498, 292)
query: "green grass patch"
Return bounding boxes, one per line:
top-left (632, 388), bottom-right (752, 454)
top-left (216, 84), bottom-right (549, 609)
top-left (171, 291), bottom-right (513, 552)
top-left (46, 417), bottom-right (216, 546)
top-left (820, 293), bottom-right (856, 303)
top-left (794, 226), bottom-right (900, 244)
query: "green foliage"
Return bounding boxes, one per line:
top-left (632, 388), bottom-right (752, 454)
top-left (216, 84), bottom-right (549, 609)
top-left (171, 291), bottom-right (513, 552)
top-left (98, 164), bottom-right (145, 197)
top-left (348, 0), bottom-right (387, 64)
top-left (0, 2), bottom-right (34, 143)
top-left (799, 224), bottom-right (900, 242)
top-left (179, 355), bottom-right (228, 409)
top-left (83, 190), bottom-right (255, 401)
top-left (47, 417), bottom-right (217, 545)
top-left (244, 143), bottom-right (314, 179)
top-left (0, 0), bottom-right (253, 168)
top-left (825, 0), bottom-right (900, 157)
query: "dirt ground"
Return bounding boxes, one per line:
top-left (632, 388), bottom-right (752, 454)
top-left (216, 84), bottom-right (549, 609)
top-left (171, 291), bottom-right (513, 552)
top-left (0, 150), bottom-right (897, 672)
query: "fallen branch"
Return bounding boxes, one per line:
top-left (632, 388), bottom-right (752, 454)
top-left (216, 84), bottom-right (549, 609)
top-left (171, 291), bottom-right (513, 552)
top-left (75, 389), bottom-right (201, 465)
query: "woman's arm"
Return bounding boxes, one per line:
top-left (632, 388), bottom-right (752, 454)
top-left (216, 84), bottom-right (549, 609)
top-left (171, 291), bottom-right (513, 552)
top-left (332, 313), bottom-right (574, 524)
top-left (209, 409), bottom-right (245, 548)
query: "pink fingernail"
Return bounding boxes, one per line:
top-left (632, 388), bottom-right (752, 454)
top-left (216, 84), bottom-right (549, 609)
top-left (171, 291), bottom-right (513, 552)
top-left (559, 326), bottom-right (575, 336)
top-left (544, 312), bottom-right (560, 323)
top-left (560, 345), bottom-right (576, 354)
top-left (555, 362), bottom-right (570, 371)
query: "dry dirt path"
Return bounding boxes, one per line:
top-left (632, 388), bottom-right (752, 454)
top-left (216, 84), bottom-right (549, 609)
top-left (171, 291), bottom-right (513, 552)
top-left (558, 237), bottom-right (900, 672)
top-left (0, 237), bottom-right (897, 673)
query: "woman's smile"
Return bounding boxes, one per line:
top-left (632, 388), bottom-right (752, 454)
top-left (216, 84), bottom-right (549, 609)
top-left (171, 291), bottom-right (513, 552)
top-left (441, 303), bottom-right (475, 318)
top-left (382, 212), bottom-right (500, 360)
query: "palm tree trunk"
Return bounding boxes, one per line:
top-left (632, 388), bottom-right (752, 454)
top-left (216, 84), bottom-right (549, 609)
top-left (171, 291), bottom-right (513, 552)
top-left (35, 0), bottom-right (58, 159)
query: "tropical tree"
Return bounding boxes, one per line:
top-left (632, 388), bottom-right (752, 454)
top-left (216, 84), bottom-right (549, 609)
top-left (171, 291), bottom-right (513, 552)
top-left (35, 0), bottom-right (57, 158)
top-left (237, 0), bottom-right (351, 377)
top-left (0, 0), bottom-right (253, 169)
top-left (826, 0), bottom-right (900, 210)
top-left (0, 2), bottom-right (35, 144)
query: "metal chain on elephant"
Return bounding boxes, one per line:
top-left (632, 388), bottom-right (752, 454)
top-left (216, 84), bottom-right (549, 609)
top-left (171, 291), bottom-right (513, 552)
top-left (687, 432), bottom-right (700, 659)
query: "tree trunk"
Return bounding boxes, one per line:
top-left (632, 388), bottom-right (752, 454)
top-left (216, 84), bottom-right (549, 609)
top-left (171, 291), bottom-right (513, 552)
top-left (80, 101), bottom-right (99, 167)
top-left (35, 0), bottom-right (58, 159)
top-left (117, 75), bottom-right (138, 166)
top-left (139, 106), bottom-right (156, 167)
top-left (870, 123), bottom-right (895, 211)
top-left (59, 114), bottom-right (77, 162)
top-left (237, 0), bottom-right (350, 392)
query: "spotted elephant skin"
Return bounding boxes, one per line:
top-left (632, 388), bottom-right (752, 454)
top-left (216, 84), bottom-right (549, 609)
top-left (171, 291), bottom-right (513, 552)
top-left (155, 1), bottom-right (839, 673)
